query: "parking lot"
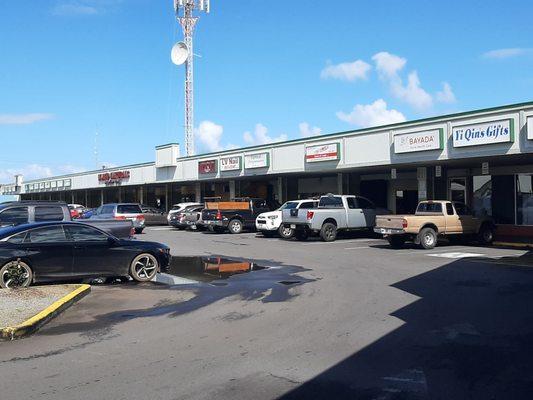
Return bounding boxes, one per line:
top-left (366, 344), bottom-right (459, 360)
top-left (1, 228), bottom-right (533, 400)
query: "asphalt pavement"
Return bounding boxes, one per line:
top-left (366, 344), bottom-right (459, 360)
top-left (0, 227), bottom-right (532, 400)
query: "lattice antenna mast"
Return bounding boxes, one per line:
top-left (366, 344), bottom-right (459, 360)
top-left (174, 0), bottom-right (210, 156)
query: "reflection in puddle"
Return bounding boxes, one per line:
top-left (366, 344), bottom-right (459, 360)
top-left (163, 256), bottom-right (267, 282)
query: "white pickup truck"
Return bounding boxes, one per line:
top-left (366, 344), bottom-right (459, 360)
top-left (281, 194), bottom-right (384, 242)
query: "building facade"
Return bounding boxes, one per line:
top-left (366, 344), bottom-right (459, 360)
top-left (3, 102), bottom-right (533, 240)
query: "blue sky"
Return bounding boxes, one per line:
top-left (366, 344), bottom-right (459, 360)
top-left (1, 0), bottom-right (532, 184)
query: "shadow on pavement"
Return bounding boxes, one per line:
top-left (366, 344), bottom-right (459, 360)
top-left (279, 251), bottom-right (533, 400)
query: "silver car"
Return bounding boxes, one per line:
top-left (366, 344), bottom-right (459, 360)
top-left (91, 203), bottom-right (146, 234)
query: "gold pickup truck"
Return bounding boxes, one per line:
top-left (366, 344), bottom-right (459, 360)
top-left (374, 200), bottom-right (495, 249)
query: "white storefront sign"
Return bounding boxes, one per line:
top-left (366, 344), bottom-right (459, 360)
top-left (452, 119), bottom-right (514, 148)
top-left (305, 143), bottom-right (340, 162)
top-left (219, 156), bottom-right (241, 172)
top-left (528, 116), bottom-right (533, 140)
top-left (244, 153), bottom-right (269, 169)
top-left (394, 129), bottom-right (443, 153)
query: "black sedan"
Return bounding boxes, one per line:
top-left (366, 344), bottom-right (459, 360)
top-left (0, 222), bottom-right (171, 288)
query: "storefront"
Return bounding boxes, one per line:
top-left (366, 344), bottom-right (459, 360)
top-left (4, 102), bottom-right (533, 241)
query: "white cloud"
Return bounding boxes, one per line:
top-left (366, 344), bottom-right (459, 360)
top-left (0, 113), bottom-right (54, 125)
top-left (483, 48), bottom-right (531, 59)
top-left (436, 82), bottom-right (456, 103)
top-left (320, 60), bottom-right (371, 82)
top-left (390, 70), bottom-right (433, 110)
top-left (195, 120), bottom-right (224, 153)
top-left (336, 99), bottom-right (406, 128)
top-left (372, 52), bottom-right (407, 78)
top-left (299, 122), bottom-right (321, 138)
top-left (52, 3), bottom-right (98, 16)
top-left (0, 163), bottom-right (86, 183)
top-left (243, 124), bottom-right (288, 146)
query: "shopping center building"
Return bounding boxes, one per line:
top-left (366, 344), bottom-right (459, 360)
top-left (2, 101), bottom-right (533, 240)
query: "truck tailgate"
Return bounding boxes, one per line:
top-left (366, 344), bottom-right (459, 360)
top-left (281, 208), bottom-right (309, 225)
top-left (375, 215), bottom-right (407, 230)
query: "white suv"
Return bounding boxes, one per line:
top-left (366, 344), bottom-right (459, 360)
top-left (167, 202), bottom-right (203, 224)
top-left (256, 199), bottom-right (318, 239)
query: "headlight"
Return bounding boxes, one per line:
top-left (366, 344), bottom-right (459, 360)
top-left (267, 215), bottom-right (279, 220)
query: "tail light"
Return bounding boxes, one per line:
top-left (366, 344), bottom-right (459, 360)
top-left (402, 219), bottom-right (408, 228)
top-left (307, 211), bottom-right (314, 220)
top-left (130, 227), bottom-right (135, 236)
top-left (136, 214), bottom-right (145, 221)
top-left (114, 216), bottom-right (126, 220)
top-left (215, 210), bottom-right (222, 220)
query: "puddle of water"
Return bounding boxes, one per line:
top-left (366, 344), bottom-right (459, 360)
top-left (163, 256), bottom-right (267, 282)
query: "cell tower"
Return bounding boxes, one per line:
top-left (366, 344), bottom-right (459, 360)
top-left (172, 0), bottom-right (210, 156)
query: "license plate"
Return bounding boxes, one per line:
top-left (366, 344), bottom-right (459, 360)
top-left (257, 221), bottom-right (265, 225)
top-left (290, 224), bottom-right (296, 229)
top-left (380, 228), bottom-right (393, 234)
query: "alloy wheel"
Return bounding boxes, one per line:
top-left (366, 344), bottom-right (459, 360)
top-left (1, 261), bottom-right (32, 288)
top-left (132, 254), bottom-right (158, 280)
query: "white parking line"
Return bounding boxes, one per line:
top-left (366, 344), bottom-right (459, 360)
top-left (427, 252), bottom-right (485, 259)
top-left (344, 246), bottom-right (371, 250)
top-left (146, 227), bottom-right (174, 231)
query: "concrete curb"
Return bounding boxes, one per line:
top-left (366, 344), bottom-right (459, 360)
top-left (494, 241), bottom-right (533, 249)
top-left (0, 284), bottom-right (91, 341)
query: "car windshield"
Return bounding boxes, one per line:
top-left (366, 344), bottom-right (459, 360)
top-left (279, 202), bottom-right (298, 210)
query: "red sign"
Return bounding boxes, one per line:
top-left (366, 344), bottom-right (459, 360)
top-left (198, 160), bottom-right (217, 174)
top-left (98, 170), bottom-right (131, 184)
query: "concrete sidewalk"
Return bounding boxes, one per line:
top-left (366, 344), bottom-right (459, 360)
top-left (0, 284), bottom-right (90, 341)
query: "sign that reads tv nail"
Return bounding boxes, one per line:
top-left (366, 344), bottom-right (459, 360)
top-left (244, 152), bottom-right (269, 169)
top-left (219, 156), bottom-right (242, 172)
top-left (452, 119), bottom-right (514, 148)
top-left (394, 129), bottom-right (443, 154)
top-left (198, 160), bottom-right (217, 174)
top-left (305, 143), bottom-right (340, 162)
top-left (98, 170), bottom-right (130, 185)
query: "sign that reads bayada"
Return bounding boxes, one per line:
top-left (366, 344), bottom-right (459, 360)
top-left (198, 160), bottom-right (217, 174)
top-left (98, 170), bottom-right (130, 185)
top-left (452, 119), bottom-right (514, 148)
top-left (244, 152), bottom-right (269, 169)
top-left (220, 156), bottom-right (242, 172)
top-left (394, 129), bottom-right (443, 154)
top-left (305, 143), bottom-right (340, 162)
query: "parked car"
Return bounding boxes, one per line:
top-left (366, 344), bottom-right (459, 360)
top-left (201, 198), bottom-right (270, 234)
top-left (256, 199), bottom-right (318, 238)
top-left (167, 202), bottom-right (203, 225)
top-left (168, 205), bottom-right (204, 230)
top-left (0, 221), bottom-right (171, 288)
top-left (374, 200), bottom-right (495, 249)
top-left (140, 205), bottom-right (168, 226)
top-left (68, 204), bottom-right (87, 219)
top-left (0, 201), bottom-right (133, 239)
top-left (90, 203), bottom-right (146, 234)
top-left (281, 194), bottom-right (386, 242)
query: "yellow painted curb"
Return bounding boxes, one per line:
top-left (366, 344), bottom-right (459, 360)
top-left (0, 284), bottom-right (91, 341)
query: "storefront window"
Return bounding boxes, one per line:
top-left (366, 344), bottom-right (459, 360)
top-left (473, 176), bottom-right (492, 217)
top-left (450, 178), bottom-right (466, 203)
top-left (517, 174), bottom-right (533, 225)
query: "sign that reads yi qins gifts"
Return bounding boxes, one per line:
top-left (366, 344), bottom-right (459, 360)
top-left (394, 129), bottom-right (443, 154)
top-left (452, 119), bottom-right (514, 148)
top-left (219, 156), bottom-right (241, 172)
top-left (244, 153), bottom-right (269, 169)
top-left (198, 160), bottom-right (217, 174)
top-left (305, 143), bottom-right (340, 162)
